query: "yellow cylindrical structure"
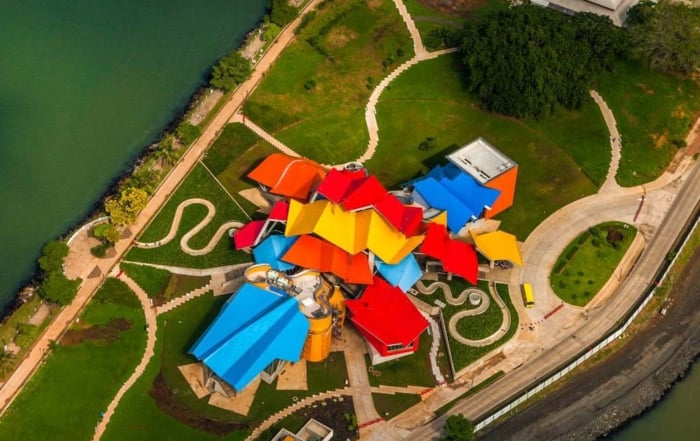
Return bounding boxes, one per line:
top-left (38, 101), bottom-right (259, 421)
top-left (302, 315), bottom-right (332, 362)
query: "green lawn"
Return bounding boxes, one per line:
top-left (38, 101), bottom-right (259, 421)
top-left (0, 278), bottom-right (145, 441)
top-left (125, 163), bottom-right (253, 269)
top-left (367, 331), bottom-right (438, 388)
top-left (403, 0), bottom-right (507, 42)
top-left (595, 60), bottom-right (700, 186)
top-left (369, 53), bottom-right (598, 239)
top-left (121, 263), bottom-right (172, 298)
top-left (244, 0), bottom-right (413, 164)
top-left (551, 222), bottom-right (637, 307)
top-left (372, 392), bottom-right (422, 419)
top-left (444, 282), bottom-right (519, 372)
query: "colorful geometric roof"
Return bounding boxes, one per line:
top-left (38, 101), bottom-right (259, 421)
top-left (247, 153), bottom-right (327, 200)
top-left (233, 220), bottom-right (265, 250)
top-left (375, 254), bottom-right (423, 292)
top-left (412, 164), bottom-right (500, 232)
top-left (189, 284), bottom-right (309, 391)
top-left (420, 223), bottom-right (478, 284)
top-left (253, 235), bottom-right (298, 271)
top-left (268, 200), bottom-right (290, 222)
top-left (284, 199), bottom-right (424, 264)
top-left (345, 276), bottom-right (429, 347)
top-left (316, 170), bottom-right (423, 236)
top-left (470, 230), bottom-right (523, 266)
top-left (281, 235), bottom-right (374, 284)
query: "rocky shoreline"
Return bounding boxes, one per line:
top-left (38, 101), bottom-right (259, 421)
top-left (560, 329), bottom-right (700, 441)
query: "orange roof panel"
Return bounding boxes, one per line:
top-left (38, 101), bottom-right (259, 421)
top-left (247, 153), bottom-right (327, 200)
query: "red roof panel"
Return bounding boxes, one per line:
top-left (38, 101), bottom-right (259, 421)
top-left (341, 175), bottom-right (388, 211)
top-left (268, 200), bottom-right (289, 222)
top-left (345, 276), bottom-right (428, 346)
top-left (374, 194), bottom-right (424, 236)
top-left (233, 220), bottom-right (266, 250)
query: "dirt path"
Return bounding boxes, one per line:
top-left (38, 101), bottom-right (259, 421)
top-left (590, 90), bottom-right (622, 193)
top-left (92, 272), bottom-right (157, 441)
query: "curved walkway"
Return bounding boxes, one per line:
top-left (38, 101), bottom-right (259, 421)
top-left (134, 198), bottom-right (243, 256)
top-left (92, 272), bottom-right (157, 441)
top-left (590, 90), bottom-right (622, 193)
top-left (415, 281), bottom-right (511, 347)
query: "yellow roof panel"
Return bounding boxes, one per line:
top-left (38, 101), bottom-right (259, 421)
top-left (470, 230), bottom-right (523, 266)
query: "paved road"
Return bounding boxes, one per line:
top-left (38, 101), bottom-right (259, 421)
top-left (403, 159), bottom-right (700, 439)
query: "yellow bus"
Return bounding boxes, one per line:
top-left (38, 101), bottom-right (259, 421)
top-left (522, 283), bottom-right (535, 308)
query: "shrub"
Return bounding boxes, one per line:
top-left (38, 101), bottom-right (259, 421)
top-left (39, 272), bottom-right (81, 306)
top-left (591, 238), bottom-right (601, 248)
top-left (38, 241), bottom-right (69, 274)
top-left (90, 243), bottom-right (109, 258)
top-left (175, 122), bottom-right (202, 146)
top-left (304, 79), bottom-right (317, 92)
top-left (93, 223), bottom-right (120, 245)
top-left (210, 50), bottom-right (252, 91)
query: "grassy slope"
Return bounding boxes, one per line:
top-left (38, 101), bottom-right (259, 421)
top-left (595, 59), bottom-right (700, 186)
top-left (244, 0), bottom-right (412, 164)
top-left (370, 53), bottom-right (598, 239)
top-left (0, 279), bottom-right (145, 441)
top-left (125, 164), bottom-right (252, 268)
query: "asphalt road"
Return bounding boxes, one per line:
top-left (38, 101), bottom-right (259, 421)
top-left (404, 160), bottom-right (700, 439)
top-left (477, 241), bottom-right (700, 441)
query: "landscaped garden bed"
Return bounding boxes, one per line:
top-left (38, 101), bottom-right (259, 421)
top-left (551, 222), bottom-right (637, 307)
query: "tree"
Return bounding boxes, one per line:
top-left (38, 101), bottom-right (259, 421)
top-left (93, 223), bottom-right (120, 245)
top-left (175, 122), bottom-right (201, 146)
top-left (628, 0), bottom-right (700, 74)
top-left (440, 415), bottom-right (474, 441)
top-left (269, 0), bottom-right (297, 27)
top-left (39, 271), bottom-right (80, 306)
top-left (38, 240), bottom-right (69, 274)
top-left (105, 187), bottom-right (149, 226)
top-left (210, 51), bottom-right (252, 91)
top-left (461, 5), bottom-right (627, 119)
top-left (152, 134), bottom-right (178, 167)
top-left (263, 23), bottom-right (281, 42)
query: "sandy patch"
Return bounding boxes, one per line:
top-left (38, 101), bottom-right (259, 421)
top-left (208, 377), bottom-right (261, 415)
top-left (178, 363), bottom-right (211, 399)
top-left (27, 302), bottom-right (50, 326)
top-left (276, 360), bottom-right (308, 390)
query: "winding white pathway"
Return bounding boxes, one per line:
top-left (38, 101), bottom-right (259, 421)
top-left (134, 198), bottom-right (243, 256)
top-left (92, 272), bottom-right (157, 441)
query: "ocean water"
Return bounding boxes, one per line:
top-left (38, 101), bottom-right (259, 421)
top-left (0, 0), bottom-right (267, 309)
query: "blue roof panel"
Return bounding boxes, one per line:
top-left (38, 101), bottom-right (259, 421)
top-left (376, 254), bottom-right (423, 292)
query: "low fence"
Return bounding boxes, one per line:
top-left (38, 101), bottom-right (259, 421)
top-left (475, 210), bottom-right (700, 432)
top-left (66, 216), bottom-right (110, 246)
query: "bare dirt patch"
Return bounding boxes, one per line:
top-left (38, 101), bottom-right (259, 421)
top-left (61, 318), bottom-right (131, 346)
top-left (636, 82), bottom-right (654, 95)
top-left (325, 26), bottom-right (358, 49)
top-left (264, 396), bottom-right (359, 441)
top-left (652, 130), bottom-right (669, 149)
top-left (149, 372), bottom-right (247, 436)
top-left (417, 0), bottom-right (486, 16)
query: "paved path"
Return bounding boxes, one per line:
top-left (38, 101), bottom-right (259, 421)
top-left (343, 327), bottom-right (382, 426)
top-left (92, 272), bottom-right (157, 441)
top-left (591, 90), bottom-right (622, 193)
top-left (134, 198), bottom-right (243, 256)
top-left (0, 0), bottom-right (324, 418)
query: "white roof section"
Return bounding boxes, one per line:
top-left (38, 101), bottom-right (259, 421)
top-left (445, 137), bottom-right (517, 184)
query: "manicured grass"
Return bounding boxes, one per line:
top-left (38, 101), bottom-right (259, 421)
top-left (372, 392), bottom-right (422, 419)
top-left (447, 283), bottom-right (519, 372)
top-left (208, 123), bottom-right (278, 200)
top-left (244, 0), bottom-right (413, 164)
top-left (122, 263), bottom-right (172, 298)
top-left (551, 222), bottom-right (637, 307)
top-left (595, 60), bottom-right (700, 186)
top-left (367, 331), bottom-right (438, 388)
top-left (203, 123), bottom-right (266, 176)
top-left (125, 164), bottom-right (253, 269)
top-left (0, 278), bottom-right (145, 441)
top-left (370, 53), bottom-right (598, 239)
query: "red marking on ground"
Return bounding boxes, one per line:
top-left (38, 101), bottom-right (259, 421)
top-left (545, 304), bottom-right (565, 319)
top-left (358, 418), bottom-right (384, 429)
top-left (116, 269), bottom-right (124, 279)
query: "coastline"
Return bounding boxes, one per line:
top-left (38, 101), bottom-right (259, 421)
top-left (0, 6), bottom-right (273, 324)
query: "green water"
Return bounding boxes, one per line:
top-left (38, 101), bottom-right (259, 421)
top-left (0, 0), bottom-right (266, 309)
top-left (609, 360), bottom-right (700, 440)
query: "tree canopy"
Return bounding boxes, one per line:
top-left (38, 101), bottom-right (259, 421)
top-left (461, 5), bottom-right (628, 118)
top-left (39, 271), bottom-right (80, 306)
top-left (441, 414), bottom-right (474, 441)
top-left (38, 240), bottom-right (69, 274)
top-left (210, 50), bottom-right (252, 92)
top-left (105, 187), bottom-right (149, 226)
top-left (628, 0), bottom-right (700, 75)
top-left (93, 223), bottom-right (121, 245)
top-left (269, 0), bottom-right (298, 27)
